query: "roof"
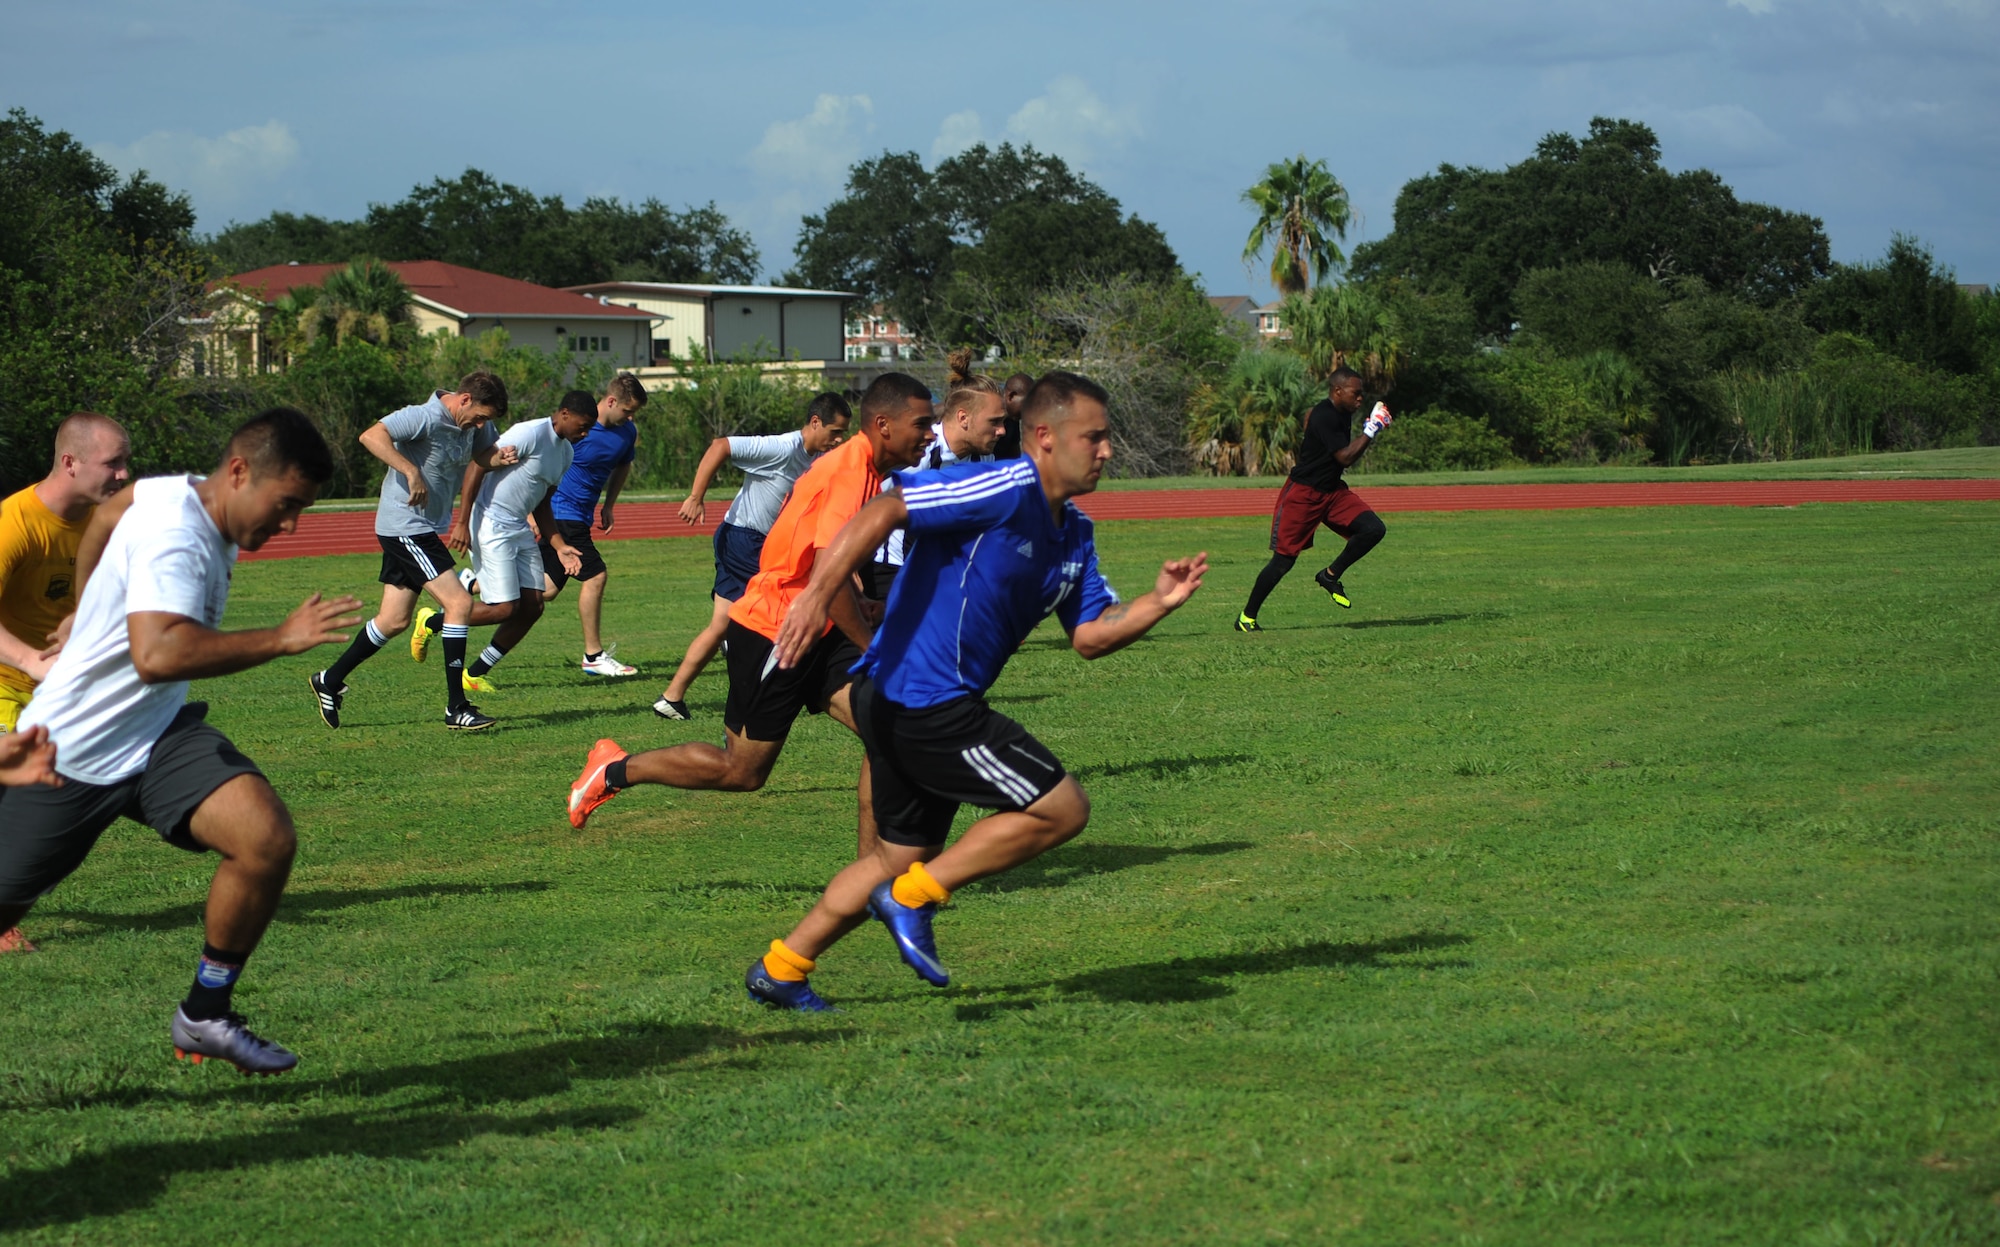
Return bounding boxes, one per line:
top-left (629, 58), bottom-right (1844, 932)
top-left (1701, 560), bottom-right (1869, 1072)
top-left (565, 281), bottom-right (858, 300)
top-left (1960, 283), bottom-right (1992, 298)
top-left (1208, 294), bottom-right (1258, 317)
top-left (222, 260), bottom-right (655, 320)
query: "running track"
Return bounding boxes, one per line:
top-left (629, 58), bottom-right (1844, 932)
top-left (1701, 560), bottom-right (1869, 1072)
top-left (240, 478), bottom-right (2000, 562)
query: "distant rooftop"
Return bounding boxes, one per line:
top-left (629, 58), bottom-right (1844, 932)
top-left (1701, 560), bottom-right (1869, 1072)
top-left (565, 281), bottom-right (858, 299)
top-left (223, 260), bottom-right (653, 320)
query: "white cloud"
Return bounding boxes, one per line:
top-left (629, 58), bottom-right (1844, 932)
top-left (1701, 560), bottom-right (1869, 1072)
top-left (92, 119), bottom-right (299, 210)
top-left (932, 109), bottom-right (984, 162)
top-left (1729, 0), bottom-right (1996, 14)
top-left (1003, 76), bottom-right (1141, 165)
top-left (748, 93), bottom-right (873, 186)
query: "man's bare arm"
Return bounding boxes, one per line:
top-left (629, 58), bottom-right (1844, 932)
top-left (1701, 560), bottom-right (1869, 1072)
top-left (128, 594), bottom-right (362, 685)
top-left (72, 482), bottom-right (136, 604)
top-left (448, 459), bottom-right (487, 553)
top-left (359, 422), bottom-right (427, 509)
top-left (677, 437), bottom-right (733, 525)
top-left (772, 492), bottom-right (910, 667)
top-left (1069, 553), bottom-right (1209, 660)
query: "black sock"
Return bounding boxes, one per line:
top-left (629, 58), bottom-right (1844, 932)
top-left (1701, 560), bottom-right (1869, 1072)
top-left (442, 624), bottom-right (469, 709)
top-left (1242, 554), bottom-right (1298, 619)
top-left (1327, 512), bottom-right (1387, 581)
top-left (468, 642), bottom-right (509, 678)
top-left (605, 757), bottom-right (629, 790)
top-left (324, 621), bottom-right (387, 685)
top-left (182, 943), bottom-right (250, 1021)
top-left (424, 611), bottom-right (444, 635)
top-left (584, 649), bottom-right (604, 662)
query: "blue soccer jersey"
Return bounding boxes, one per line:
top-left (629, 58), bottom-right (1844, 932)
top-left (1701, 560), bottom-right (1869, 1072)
top-left (550, 420), bottom-right (638, 523)
top-left (858, 457), bottom-right (1120, 709)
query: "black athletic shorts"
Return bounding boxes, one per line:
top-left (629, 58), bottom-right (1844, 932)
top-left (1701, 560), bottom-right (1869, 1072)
top-left (0, 702), bottom-right (264, 906)
top-left (539, 518), bottom-right (607, 590)
top-left (861, 557), bottom-right (902, 602)
top-left (850, 676), bottom-right (1067, 848)
top-left (378, 532), bottom-right (456, 590)
top-left (721, 620), bottom-right (861, 742)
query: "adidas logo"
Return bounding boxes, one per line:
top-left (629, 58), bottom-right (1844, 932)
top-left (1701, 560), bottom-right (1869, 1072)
top-left (1016, 540), bottom-right (1034, 558)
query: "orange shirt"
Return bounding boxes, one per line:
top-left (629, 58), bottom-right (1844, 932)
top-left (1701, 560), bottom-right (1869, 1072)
top-left (729, 433), bottom-right (882, 641)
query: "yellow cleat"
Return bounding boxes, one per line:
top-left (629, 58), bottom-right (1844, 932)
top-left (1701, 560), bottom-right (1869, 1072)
top-left (411, 607), bottom-right (437, 661)
top-left (461, 673), bottom-right (498, 694)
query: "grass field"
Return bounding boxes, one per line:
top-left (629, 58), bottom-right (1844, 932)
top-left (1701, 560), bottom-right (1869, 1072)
top-left (3, 500), bottom-right (1998, 1244)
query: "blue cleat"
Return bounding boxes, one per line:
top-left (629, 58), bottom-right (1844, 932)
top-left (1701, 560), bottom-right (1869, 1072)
top-left (745, 959), bottom-right (835, 1012)
top-left (868, 880), bottom-right (950, 987)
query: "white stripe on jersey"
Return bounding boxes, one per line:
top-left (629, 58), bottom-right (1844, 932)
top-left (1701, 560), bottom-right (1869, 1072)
top-left (900, 460), bottom-right (1037, 511)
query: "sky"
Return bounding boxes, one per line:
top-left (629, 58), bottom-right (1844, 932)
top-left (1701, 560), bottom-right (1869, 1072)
top-left (7, 0), bottom-right (1997, 301)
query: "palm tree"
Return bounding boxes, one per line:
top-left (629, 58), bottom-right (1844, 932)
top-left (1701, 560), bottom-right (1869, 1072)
top-left (1279, 283), bottom-right (1407, 389)
top-left (1242, 156), bottom-right (1353, 297)
top-left (1187, 350), bottom-right (1323, 476)
top-left (277, 258), bottom-right (415, 354)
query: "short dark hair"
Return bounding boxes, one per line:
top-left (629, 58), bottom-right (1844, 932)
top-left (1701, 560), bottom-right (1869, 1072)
top-left (1003, 372), bottom-right (1036, 392)
top-left (806, 392), bottom-right (853, 426)
top-left (607, 373), bottom-right (647, 407)
top-left (1328, 365), bottom-right (1363, 389)
top-left (859, 371), bottom-right (932, 420)
top-left (1023, 371), bottom-right (1110, 425)
top-left (224, 407), bottom-right (334, 485)
top-left (558, 389), bottom-right (597, 418)
top-left (459, 370), bottom-right (509, 416)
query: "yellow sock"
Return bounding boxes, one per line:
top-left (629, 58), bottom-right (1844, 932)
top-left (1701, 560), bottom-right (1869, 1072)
top-left (891, 861), bottom-right (951, 909)
top-left (763, 939), bottom-right (815, 982)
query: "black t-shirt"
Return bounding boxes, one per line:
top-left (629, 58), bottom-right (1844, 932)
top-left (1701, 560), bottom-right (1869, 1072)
top-left (1289, 399), bottom-right (1355, 492)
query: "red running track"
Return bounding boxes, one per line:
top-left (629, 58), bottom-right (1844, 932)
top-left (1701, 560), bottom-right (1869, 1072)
top-left (240, 478), bottom-right (2000, 562)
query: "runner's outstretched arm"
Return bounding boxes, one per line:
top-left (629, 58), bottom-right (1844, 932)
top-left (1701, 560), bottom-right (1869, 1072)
top-left (773, 492), bottom-right (910, 668)
top-left (129, 596), bottom-right (362, 684)
top-left (1069, 553), bottom-right (1209, 660)
top-left (677, 438), bottom-right (733, 525)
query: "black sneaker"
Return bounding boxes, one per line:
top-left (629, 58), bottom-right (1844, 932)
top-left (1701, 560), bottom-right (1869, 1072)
top-left (308, 671), bottom-right (345, 728)
top-left (652, 697), bottom-right (691, 721)
top-left (1314, 569), bottom-right (1352, 609)
top-left (1233, 614), bottom-right (1261, 632)
top-left (445, 703), bottom-right (496, 731)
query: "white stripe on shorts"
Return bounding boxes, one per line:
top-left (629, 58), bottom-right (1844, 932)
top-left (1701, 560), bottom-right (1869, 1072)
top-left (400, 535), bottom-right (444, 582)
top-left (963, 743), bottom-right (1038, 806)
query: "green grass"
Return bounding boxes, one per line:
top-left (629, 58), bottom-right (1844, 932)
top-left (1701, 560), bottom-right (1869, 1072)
top-left (4, 501), bottom-right (1998, 1244)
top-left (300, 447), bottom-right (2000, 510)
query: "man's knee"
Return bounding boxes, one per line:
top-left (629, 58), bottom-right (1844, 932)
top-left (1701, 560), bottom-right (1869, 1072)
top-left (1266, 552), bottom-right (1299, 574)
top-left (1354, 511), bottom-right (1386, 540)
top-left (1035, 778), bottom-right (1091, 839)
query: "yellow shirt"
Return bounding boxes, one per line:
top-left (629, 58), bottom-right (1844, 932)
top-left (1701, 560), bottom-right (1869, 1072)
top-left (0, 484), bottom-right (89, 697)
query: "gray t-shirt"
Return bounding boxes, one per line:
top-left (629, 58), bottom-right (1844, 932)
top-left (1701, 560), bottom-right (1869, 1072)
top-left (720, 431), bottom-right (811, 534)
top-left (471, 418), bottom-right (575, 540)
top-left (373, 391), bottom-right (499, 537)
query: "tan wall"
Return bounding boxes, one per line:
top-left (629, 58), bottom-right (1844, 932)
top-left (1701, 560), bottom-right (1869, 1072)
top-left (589, 293), bottom-right (707, 360)
top-left (454, 317), bottom-right (654, 368)
top-left (779, 298), bottom-right (845, 362)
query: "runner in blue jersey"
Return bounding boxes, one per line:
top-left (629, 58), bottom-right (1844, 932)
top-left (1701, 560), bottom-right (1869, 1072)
top-left (744, 371), bottom-right (1209, 1010)
top-left (537, 374), bottom-right (646, 677)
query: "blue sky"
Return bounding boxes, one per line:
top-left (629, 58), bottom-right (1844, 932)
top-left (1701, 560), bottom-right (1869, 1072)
top-left (7, 0), bottom-right (1996, 299)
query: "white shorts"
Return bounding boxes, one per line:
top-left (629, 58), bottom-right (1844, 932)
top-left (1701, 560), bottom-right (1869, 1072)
top-left (471, 527), bottom-right (540, 605)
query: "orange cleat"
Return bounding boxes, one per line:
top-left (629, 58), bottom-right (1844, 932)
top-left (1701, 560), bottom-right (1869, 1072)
top-left (174, 1048), bottom-right (204, 1064)
top-left (568, 738), bottom-right (628, 829)
top-left (0, 927), bottom-right (34, 954)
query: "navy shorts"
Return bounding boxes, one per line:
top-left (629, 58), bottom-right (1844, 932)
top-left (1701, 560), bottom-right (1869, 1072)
top-left (712, 522), bottom-right (766, 601)
top-left (539, 518), bottom-right (607, 590)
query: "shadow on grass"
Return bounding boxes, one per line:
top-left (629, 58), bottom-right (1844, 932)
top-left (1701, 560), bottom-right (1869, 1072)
top-left (972, 841), bottom-right (1255, 894)
top-left (37, 881), bottom-right (554, 938)
top-left (1339, 612), bottom-right (1489, 631)
top-left (1071, 754), bottom-right (1257, 782)
top-left (506, 703), bottom-right (662, 729)
top-left (941, 932), bottom-right (1474, 1018)
top-left (0, 1021), bottom-right (852, 1228)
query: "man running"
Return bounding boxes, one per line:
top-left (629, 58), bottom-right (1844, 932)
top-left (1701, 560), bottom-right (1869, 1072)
top-left (652, 392), bottom-right (853, 722)
top-left (568, 374), bottom-right (933, 829)
top-left (1236, 365), bottom-right (1392, 631)
top-left (867, 349), bottom-right (1007, 592)
top-left (421, 390), bottom-right (593, 697)
top-left (0, 408), bottom-right (360, 1072)
top-left (307, 371), bottom-right (516, 731)
top-left (539, 373), bottom-right (648, 678)
top-left (0, 411), bottom-right (130, 952)
top-left (740, 371), bottom-right (1206, 1009)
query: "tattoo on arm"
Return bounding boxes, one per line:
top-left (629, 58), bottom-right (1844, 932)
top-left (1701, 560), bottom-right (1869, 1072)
top-left (1096, 602), bottom-right (1132, 626)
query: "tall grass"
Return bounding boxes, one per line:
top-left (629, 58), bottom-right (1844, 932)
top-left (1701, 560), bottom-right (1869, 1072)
top-left (1717, 369), bottom-right (1877, 461)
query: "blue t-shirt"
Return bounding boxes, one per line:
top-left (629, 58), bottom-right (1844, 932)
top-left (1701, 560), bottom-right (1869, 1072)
top-left (550, 420), bottom-right (638, 523)
top-left (858, 457), bottom-right (1119, 709)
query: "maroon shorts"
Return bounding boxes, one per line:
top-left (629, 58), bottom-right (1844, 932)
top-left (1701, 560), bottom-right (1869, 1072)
top-left (1269, 480), bottom-right (1372, 557)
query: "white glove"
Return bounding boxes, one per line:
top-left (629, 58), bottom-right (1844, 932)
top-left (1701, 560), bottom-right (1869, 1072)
top-left (1362, 402), bottom-right (1393, 439)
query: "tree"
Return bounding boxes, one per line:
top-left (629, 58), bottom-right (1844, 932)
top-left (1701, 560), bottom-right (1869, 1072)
top-left (1241, 156), bottom-right (1352, 296)
top-left (1351, 118), bottom-right (1830, 335)
top-left (1187, 349), bottom-right (1322, 475)
top-left (1804, 235), bottom-right (1981, 374)
top-left (273, 257), bottom-right (416, 353)
top-left (790, 143), bottom-right (1178, 344)
top-left (204, 170), bottom-right (761, 287)
top-left (1277, 283), bottom-right (1408, 390)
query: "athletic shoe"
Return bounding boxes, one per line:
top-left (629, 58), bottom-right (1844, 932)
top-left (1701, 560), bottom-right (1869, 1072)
top-left (445, 703), bottom-right (496, 731)
top-left (307, 670), bottom-right (346, 729)
top-left (867, 880), bottom-right (950, 987)
top-left (411, 607), bottom-right (438, 661)
top-left (568, 737), bottom-right (628, 829)
top-left (652, 697), bottom-right (691, 721)
top-left (461, 673), bottom-right (498, 695)
top-left (581, 644), bottom-right (638, 678)
top-left (745, 959), bottom-right (835, 1012)
top-left (170, 1007), bottom-right (298, 1075)
top-left (0, 927), bottom-right (35, 954)
top-left (1314, 569), bottom-right (1352, 609)
top-left (1234, 613), bottom-right (1261, 632)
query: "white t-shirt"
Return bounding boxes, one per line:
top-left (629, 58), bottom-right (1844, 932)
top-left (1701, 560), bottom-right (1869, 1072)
top-left (721, 431), bottom-right (811, 534)
top-left (21, 476), bottom-right (237, 785)
top-left (471, 418), bottom-right (574, 541)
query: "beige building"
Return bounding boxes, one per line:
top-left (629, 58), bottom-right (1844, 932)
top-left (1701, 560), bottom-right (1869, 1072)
top-left (565, 282), bottom-right (856, 364)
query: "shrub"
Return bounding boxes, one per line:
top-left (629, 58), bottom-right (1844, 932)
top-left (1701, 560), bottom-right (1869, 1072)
top-left (1185, 349), bottom-right (1320, 475)
top-left (1360, 407), bottom-right (1514, 473)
